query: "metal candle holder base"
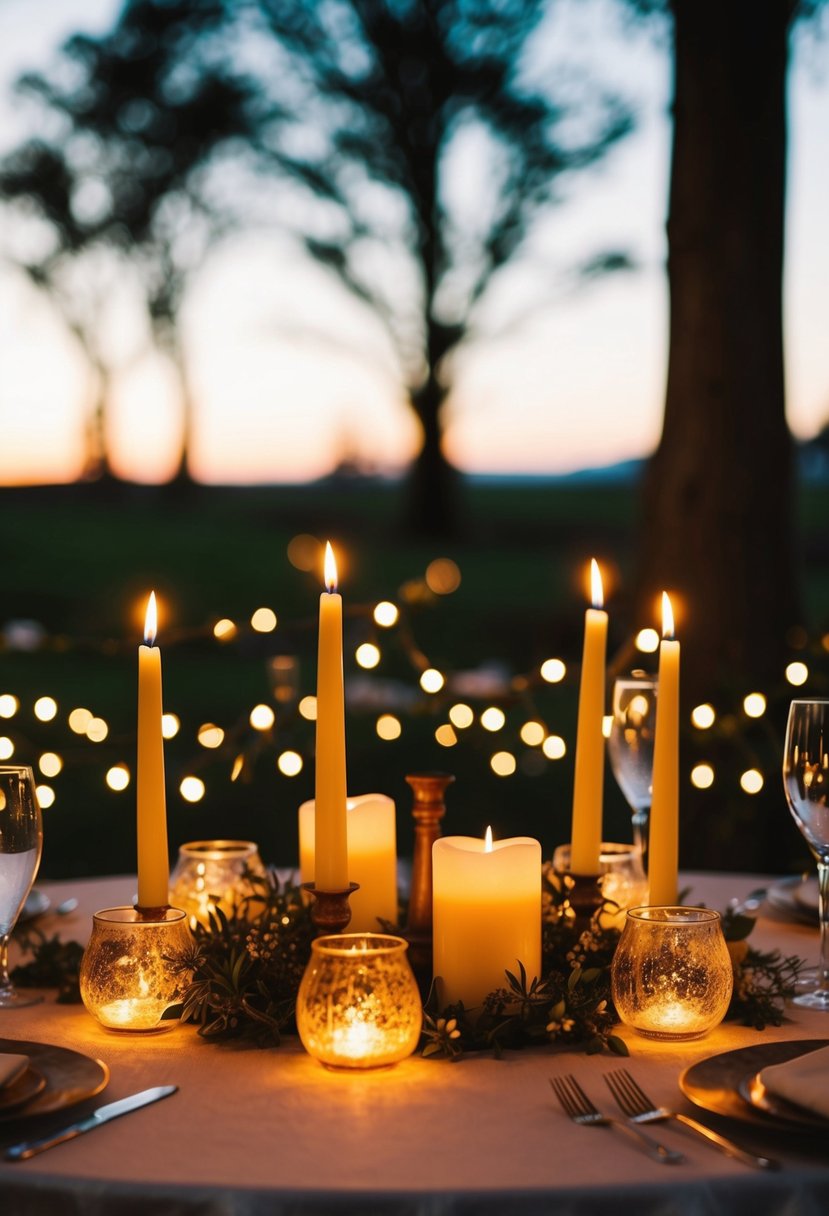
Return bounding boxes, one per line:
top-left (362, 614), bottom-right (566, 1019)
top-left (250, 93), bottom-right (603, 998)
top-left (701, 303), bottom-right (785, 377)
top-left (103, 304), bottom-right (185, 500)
top-left (563, 872), bottom-right (603, 933)
top-left (404, 772), bottom-right (454, 994)
top-left (302, 882), bottom-right (360, 935)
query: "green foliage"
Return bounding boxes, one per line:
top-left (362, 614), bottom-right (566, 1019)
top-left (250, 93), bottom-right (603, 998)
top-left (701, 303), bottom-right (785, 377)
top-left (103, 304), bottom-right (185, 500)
top-left (11, 928), bottom-right (84, 1003)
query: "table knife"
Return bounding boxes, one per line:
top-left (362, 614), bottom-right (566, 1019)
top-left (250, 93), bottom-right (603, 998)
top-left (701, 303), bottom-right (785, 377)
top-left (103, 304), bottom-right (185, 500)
top-left (4, 1085), bottom-right (178, 1161)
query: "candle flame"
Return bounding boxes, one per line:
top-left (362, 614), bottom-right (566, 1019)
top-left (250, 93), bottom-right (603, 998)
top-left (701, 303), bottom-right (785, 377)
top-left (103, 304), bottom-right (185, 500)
top-left (590, 559), bottom-right (604, 610)
top-left (484, 825), bottom-right (493, 852)
top-left (661, 591), bottom-right (675, 640)
top-left (324, 541), bottom-right (338, 593)
top-left (144, 591), bottom-right (158, 646)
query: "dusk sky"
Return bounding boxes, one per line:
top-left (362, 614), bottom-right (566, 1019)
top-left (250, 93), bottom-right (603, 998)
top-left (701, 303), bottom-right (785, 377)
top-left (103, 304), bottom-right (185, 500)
top-left (0, 0), bottom-right (827, 485)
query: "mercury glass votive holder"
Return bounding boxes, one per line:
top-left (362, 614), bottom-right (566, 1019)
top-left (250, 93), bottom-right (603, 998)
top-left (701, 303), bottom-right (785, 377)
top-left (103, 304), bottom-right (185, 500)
top-left (296, 933), bottom-right (422, 1069)
top-left (611, 906), bottom-right (733, 1041)
top-left (169, 840), bottom-right (267, 927)
top-left (552, 841), bottom-right (648, 929)
top-left (79, 906), bottom-right (192, 1032)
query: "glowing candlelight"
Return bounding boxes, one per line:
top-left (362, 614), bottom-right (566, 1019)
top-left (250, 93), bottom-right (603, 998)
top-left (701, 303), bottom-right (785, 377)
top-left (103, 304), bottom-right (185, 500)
top-left (314, 542), bottom-right (349, 891)
top-left (648, 593), bottom-right (680, 906)
top-left (570, 559), bottom-right (608, 874)
top-left (136, 592), bottom-right (169, 910)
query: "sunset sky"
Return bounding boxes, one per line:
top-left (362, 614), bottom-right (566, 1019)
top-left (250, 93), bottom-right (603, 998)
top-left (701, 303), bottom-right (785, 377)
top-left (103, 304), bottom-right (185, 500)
top-left (0, 0), bottom-right (827, 485)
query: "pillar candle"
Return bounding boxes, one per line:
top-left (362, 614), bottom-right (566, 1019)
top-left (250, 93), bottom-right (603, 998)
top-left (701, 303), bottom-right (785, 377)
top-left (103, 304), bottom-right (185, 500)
top-left (433, 831), bottom-right (541, 1010)
top-left (570, 559), bottom-right (608, 874)
top-left (314, 542), bottom-right (349, 890)
top-left (136, 591), bottom-right (169, 909)
top-left (649, 592), bottom-right (680, 906)
top-left (299, 794), bottom-right (397, 931)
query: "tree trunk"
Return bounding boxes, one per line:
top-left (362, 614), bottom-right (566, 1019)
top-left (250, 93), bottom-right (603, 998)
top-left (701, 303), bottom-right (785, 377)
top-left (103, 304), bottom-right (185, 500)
top-left (637, 0), bottom-right (799, 699)
top-left (80, 358), bottom-right (117, 484)
top-left (404, 369), bottom-right (460, 539)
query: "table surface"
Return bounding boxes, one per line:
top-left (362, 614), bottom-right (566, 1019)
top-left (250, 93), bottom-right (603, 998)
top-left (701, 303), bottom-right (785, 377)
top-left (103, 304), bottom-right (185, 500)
top-left (1, 872), bottom-right (828, 1216)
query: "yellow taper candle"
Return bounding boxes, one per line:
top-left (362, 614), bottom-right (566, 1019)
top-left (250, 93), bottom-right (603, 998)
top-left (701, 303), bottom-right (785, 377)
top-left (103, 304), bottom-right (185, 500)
top-left (433, 829), bottom-right (541, 1010)
top-left (648, 592), bottom-right (680, 906)
top-left (299, 793), bottom-right (397, 931)
top-left (136, 591), bottom-right (169, 910)
top-left (314, 542), bottom-right (349, 890)
top-left (570, 559), bottom-right (608, 874)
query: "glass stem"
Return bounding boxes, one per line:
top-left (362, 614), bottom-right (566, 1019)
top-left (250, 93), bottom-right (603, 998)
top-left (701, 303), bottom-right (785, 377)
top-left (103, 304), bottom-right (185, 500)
top-left (0, 933), bottom-right (11, 994)
top-left (632, 808), bottom-right (650, 875)
top-left (818, 859), bottom-right (829, 993)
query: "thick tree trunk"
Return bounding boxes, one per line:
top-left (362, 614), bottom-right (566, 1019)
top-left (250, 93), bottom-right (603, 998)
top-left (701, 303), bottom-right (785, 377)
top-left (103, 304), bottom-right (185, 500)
top-left (81, 359), bottom-right (117, 484)
top-left (637, 0), bottom-right (799, 699)
top-left (404, 371), bottom-right (460, 538)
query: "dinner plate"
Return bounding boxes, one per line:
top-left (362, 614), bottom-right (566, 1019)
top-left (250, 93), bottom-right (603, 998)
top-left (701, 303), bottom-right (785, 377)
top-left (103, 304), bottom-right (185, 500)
top-left (739, 1070), bottom-right (829, 1129)
top-left (680, 1038), bottom-right (829, 1130)
top-left (793, 877), bottom-right (820, 918)
top-left (0, 1066), bottom-right (46, 1113)
top-left (766, 875), bottom-right (817, 925)
top-left (0, 1038), bottom-right (109, 1121)
top-left (18, 889), bottom-right (50, 924)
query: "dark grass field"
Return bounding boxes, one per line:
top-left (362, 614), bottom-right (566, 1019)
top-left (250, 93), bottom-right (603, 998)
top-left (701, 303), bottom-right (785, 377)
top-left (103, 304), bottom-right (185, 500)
top-left (1, 475), bottom-right (826, 880)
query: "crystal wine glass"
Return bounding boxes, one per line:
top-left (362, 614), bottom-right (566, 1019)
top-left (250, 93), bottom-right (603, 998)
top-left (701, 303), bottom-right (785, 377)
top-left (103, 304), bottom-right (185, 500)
top-left (608, 672), bottom-right (656, 871)
top-left (0, 765), bottom-right (43, 1008)
top-left (783, 699), bottom-right (829, 1009)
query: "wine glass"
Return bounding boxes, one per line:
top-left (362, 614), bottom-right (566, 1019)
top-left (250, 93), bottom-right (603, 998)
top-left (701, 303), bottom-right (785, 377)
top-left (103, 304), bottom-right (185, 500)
top-left (0, 765), bottom-right (43, 1008)
top-left (608, 672), bottom-right (656, 871)
top-left (783, 699), bottom-right (829, 1009)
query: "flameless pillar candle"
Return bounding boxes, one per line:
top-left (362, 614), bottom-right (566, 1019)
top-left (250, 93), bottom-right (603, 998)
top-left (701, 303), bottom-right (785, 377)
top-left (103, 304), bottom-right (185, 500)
top-left (299, 794), bottom-right (397, 931)
top-left (570, 559), bottom-right (608, 874)
top-left (648, 593), bottom-right (680, 906)
top-left (314, 542), bottom-right (349, 891)
top-left (433, 829), bottom-right (541, 1010)
top-left (136, 592), bottom-right (169, 910)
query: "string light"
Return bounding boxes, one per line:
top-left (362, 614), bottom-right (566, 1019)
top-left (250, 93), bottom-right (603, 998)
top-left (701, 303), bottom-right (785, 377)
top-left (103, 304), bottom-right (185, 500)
top-left (213, 618), bottom-right (237, 641)
top-left (198, 724), bottom-right (225, 749)
top-left (449, 703), bottom-right (474, 729)
top-left (36, 784), bottom-right (55, 808)
top-left (635, 628), bottom-right (659, 653)
top-left (691, 704), bottom-right (716, 729)
top-left (785, 662), bottom-right (808, 686)
top-left (355, 643), bottom-right (381, 669)
top-left (542, 735), bottom-right (566, 760)
top-left (86, 717), bottom-right (108, 742)
top-left (0, 694), bottom-right (18, 718)
top-left (435, 724), bottom-right (457, 747)
top-left (162, 713), bottom-right (180, 739)
top-left (540, 658), bottom-right (566, 683)
top-left (34, 696), bottom-right (58, 722)
top-left (420, 668), bottom-right (444, 693)
top-left (743, 693), bottom-right (767, 718)
top-left (376, 714), bottom-right (402, 740)
top-left (38, 752), bottom-right (63, 777)
top-left (601, 715), bottom-right (613, 739)
top-left (277, 750), bottom-right (303, 776)
top-left (425, 558), bottom-right (461, 594)
top-left (299, 696), bottom-right (317, 720)
top-left (106, 764), bottom-right (130, 791)
top-left (373, 601), bottom-right (399, 627)
top-left (491, 751), bottom-right (516, 776)
top-left (68, 707), bottom-right (93, 733)
top-left (480, 706), bottom-right (506, 732)
top-left (691, 763), bottom-right (715, 789)
top-left (180, 776), bottom-right (206, 802)
top-left (0, 738), bottom-right (14, 759)
top-left (250, 607), bottom-right (277, 633)
top-left (249, 704), bottom-right (275, 731)
top-left (519, 721), bottom-right (545, 746)
top-left (740, 769), bottom-right (764, 794)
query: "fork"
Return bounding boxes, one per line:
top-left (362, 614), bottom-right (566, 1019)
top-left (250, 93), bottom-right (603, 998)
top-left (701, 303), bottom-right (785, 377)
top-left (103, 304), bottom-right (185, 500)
top-left (549, 1075), bottom-right (684, 1163)
top-left (604, 1069), bottom-right (777, 1170)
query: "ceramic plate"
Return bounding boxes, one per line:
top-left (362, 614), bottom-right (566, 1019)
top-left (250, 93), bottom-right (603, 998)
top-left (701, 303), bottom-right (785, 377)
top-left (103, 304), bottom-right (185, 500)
top-left (18, 889), bottom-right (50, 924)
top-left (0, 1038), bottom-right (109, 1121)
top-left (0, 1066), bottom-right (46, 1113)
top-left (680, 1038), bottom-right (829, 1130)
top-left (739, 1069), bottom-right (829, 1129)
top-left (766, 875), bottom-right (817, 925)
top-left (793, 877), bottom-right (820, 918)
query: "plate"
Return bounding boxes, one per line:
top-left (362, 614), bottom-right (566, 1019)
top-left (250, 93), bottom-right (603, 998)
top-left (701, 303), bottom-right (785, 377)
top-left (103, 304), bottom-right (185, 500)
top-left (0, 1066), bottom-right (46, 1113)
top-left (793, 877), bottom-right (820, 917)
top-left (0, 1038), bottom-right (109, 1121)
top-left (18, 889), bottom-right (50, 924)
top-left (680, 1038), bottom-right (829, 1130)
top-left (739, 1070), bottom-right (829, 1129)
top-left (766, 875), bottom-right (817, 925)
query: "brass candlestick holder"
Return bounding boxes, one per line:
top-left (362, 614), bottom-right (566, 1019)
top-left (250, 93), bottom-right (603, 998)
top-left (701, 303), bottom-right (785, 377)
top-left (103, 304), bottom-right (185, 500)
top-left (302, 882), bottom-right (360, 935)
top-left (404, 772), bottom-right (454, 991)
top-left (560, 871), bottom-right (603, 934)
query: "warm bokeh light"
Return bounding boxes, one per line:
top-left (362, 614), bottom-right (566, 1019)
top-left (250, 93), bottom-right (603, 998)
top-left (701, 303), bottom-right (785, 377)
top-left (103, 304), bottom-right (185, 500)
top-left (601, 714), bottom-right (613, 739)
top-left (691, 763), bottom-right (715, 789)
top-left (740, 769), bottom-right (764, 794)
top-left (86, 717), bottom-right (108, 742)
top-left (435, 723), bottom-right (458, 747)
top-left (785, 661), bottom-right (809, 686)
top-left (180, 776), bottom-right (206, 802)
top-left (231, 755), bottom-right (244, 781)
top-left (425, 557), bottom-right (461, 595)
top-left (213, 618), bottom-right (237, 641)
top-left (480, 706), bottom-right (506, 732)
top-left (448, 703), bottom-right (474, 728)
top-left (106, 764), bottom-right (130, 791)
top-left (355, 642), bottom-right (381, 669)
top-left (491, 750), bottom-right (516, 776)
top-left (0, 694), bottom-right (19, 718)
top-left (198, 723), bottom-right (225, 749)
top-left (635, 628), bottom-right (660, 653)
top-left (277, 750), bottom-right (303, 776)
top-left (691, 703), bottom-right (716, 730)
top-left (376, 714), bottom-right (402, 740)
top-left (743, 693), bottom-right (767, 718)
top-left (38, 752), bottom-right (62, 778)
top-left (34, 696), bottom-right (58, 722)
top-left (520, 720), bottom-right (545, 746)
top-left (373, 601), bottom-right (399, 628)
top-left (287, 533), bottom-right (322, 572)
top-left (540, 658), bottom-right (566, 683)
top-left (250, 703), bottom-right (276, 730)
top-left (543, 734), bottom-right (566, 760)
top-left (251, 607), bottom-right (277, 633)
top-left (0, 738), bottom-right (14, 760)
top-left (36, 784), bottom-right (55, 809)
top-left (68, 707), bottom-right (93, 734)
top-left (420, 668), bottom-right (444, 693)
top-left (162, 712), bottom-right (180, 739)
top-left (299, 695), bottom-right (318, 721)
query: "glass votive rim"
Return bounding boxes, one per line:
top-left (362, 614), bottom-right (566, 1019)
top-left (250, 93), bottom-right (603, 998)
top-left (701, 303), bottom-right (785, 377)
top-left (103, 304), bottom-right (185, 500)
top-left (624, 906), bottom-right (720, 926)
top-left (176, 840), bottom-right (261, 863)
top-left (311, 933), bottom-right (409, 959)
top-left (93, 905), bottom-right (188, 927)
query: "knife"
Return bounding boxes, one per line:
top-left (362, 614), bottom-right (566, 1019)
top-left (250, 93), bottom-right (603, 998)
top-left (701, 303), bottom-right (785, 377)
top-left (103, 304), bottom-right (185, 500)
top-left (4, 1085), bottom-right (178, 1161)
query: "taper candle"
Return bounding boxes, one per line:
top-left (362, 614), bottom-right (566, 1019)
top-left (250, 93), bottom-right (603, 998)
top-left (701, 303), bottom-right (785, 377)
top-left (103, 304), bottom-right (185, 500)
top-left (570, 559), bottom-right (608, 874)
top-left (648, 592), bottom-right (680, 906)
top-left (136, 591), bottom-right (169, 909)
top-left (314, 542), bottom-right (349, 891)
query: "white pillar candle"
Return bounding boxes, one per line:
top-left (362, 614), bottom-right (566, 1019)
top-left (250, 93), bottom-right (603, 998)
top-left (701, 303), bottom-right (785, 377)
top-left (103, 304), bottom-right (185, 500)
top-left (299, 794), bottom-right (398, 931)
top-left (314, 542), bottom-right (349, 891)
top-left (649, 592), bottom-right (680, 906)
top-left (570, 559), bottom-right (608, 874)
top-left (433, 830), bottom-right (541, 1010)
top-left (136, 591), bottom-right (169, 910)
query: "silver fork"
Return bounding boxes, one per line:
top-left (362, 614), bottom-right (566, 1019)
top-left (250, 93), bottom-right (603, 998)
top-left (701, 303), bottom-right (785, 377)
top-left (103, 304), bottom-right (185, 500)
top-left (604, 1069), bottom-right (777, 1170)
top-left (549, 1075), bottom-right (684, 1164)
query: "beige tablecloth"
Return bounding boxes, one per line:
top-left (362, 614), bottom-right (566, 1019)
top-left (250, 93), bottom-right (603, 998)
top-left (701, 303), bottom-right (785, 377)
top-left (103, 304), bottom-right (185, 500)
top-left (1, 872), bottom-right (827, 1216)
